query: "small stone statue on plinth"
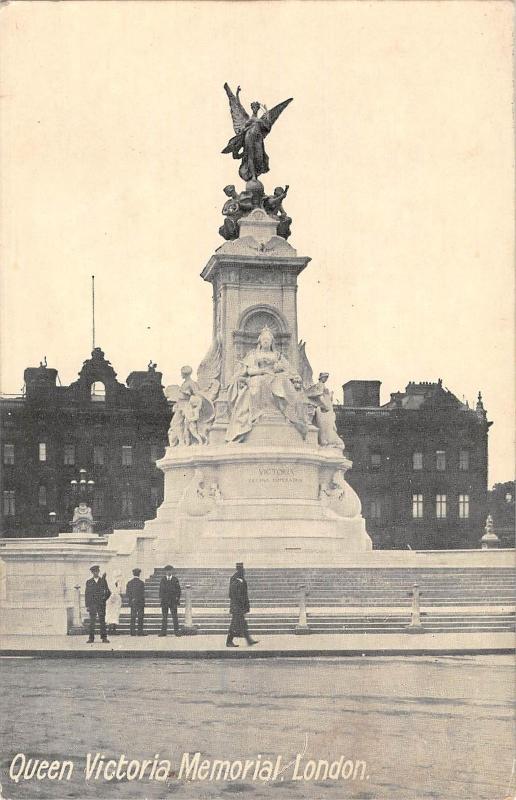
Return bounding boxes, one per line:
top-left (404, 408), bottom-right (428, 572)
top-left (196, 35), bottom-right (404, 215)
top-left (72, 502), bottom-right (94, 534)
top-left (480, 514), bottom-right (500, 549)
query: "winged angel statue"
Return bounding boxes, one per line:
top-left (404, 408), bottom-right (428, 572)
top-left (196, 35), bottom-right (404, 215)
top-left (222, 84), bottom-right (293, 182)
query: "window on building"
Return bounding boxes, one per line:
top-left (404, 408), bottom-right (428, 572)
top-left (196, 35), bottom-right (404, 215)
top-left (38, 485), bottom-right (47, 507)
top-left (436, 451), bottom-right (446, 471)
top-left (93, 489), bottom-right (104, 516)
top-left (459, 494), bottom-right (470, 519)
top-left (122, 446), bottom-right (133, 466)
top-left (150, 486), bottom-right (160, 508)
top-left (412, 493), bottom-right (423, 519)
top-left (63, 444), bottom-right (75, 466)
top-left (412, 452), bottom-right (423, 471)
top-left (3, 443), bottom-right (14, 465)
top-left (150, 445), bottom-right (161, 463)
top-left (459, 450), bottom-right (469, 471)
top-left (436, 494), bottom-right (447, 519)
top-left (91, 382), bottom-right (106, 402)
top-left (370, 499), bottom-right (381, 519)
top-left (121, 491), bottom-right (133, 516)
top-left (39, 442), bottom-right (47, 462)
top-left (3, 490), bottom-right (15, 516)
top-left (93, 445), bottom-right (105, 466)
top-left (370, 453), bottom-right (382, 468)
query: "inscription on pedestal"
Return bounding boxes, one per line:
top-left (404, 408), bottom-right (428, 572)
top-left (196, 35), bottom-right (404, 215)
top-left (249, 466), bottom-right (302, 484)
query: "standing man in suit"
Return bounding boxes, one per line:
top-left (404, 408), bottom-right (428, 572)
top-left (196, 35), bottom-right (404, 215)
top-left (126, 567), bottom-right (146, 637)
top-left (85, 565), bottom-right (111, 644)
top-left (159, 564), bottom-right (181, 637)
top-left (226, 562), bottom-right (259, 647)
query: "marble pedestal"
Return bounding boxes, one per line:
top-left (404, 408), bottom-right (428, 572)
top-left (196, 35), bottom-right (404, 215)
top-left (147, 417), bottom-right (372, 567)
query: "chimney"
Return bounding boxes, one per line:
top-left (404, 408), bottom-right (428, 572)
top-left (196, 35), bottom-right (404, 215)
top-left (342, 380), bottom-right (381, 408)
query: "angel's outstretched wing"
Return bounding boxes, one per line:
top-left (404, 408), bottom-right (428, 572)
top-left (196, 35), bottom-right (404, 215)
top-left (224, 83), bottom-right (249, 134)
top-left (298, 340), bottom-right (313, 388)
top-left (262, 98), bottom-right (293, 134)
top-left (197, 336), bottom-right (222, 402)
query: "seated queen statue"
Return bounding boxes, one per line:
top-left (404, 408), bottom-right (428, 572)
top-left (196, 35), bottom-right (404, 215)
top-left (226, 326), bottom-right (305, 442)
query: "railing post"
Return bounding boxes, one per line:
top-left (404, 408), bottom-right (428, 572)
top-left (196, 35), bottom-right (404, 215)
top-left (295, 584), bottom-right (311, 635)
top-left (74, 585), bottom-right (83, 628)
top-left (182, 583), bottom-right (198, 636)
top-left (67, 585), bottom-right (85, 635)
top-left (405, 582), bottom-right (424, 634)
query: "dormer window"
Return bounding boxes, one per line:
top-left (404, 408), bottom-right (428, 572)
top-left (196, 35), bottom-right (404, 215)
top-left (91, 382), bottom-right (106, 402)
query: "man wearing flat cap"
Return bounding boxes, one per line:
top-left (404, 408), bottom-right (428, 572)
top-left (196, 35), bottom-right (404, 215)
top-left (158, 564), bottom-right (181, 637)
top-left (126, 567), bottom-right (146, 637)
top-left (85, 565), bottom-right (111, 643)
top-left (226, 563), bottom-right (258, 647)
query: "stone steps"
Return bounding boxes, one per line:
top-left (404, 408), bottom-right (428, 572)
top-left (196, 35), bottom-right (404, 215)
top-left (121, 567), bottom-right (515, 632)
top-left (115, 610), bottom-right (515, 635)
top-left (127, 596), bottom-right (513, 608)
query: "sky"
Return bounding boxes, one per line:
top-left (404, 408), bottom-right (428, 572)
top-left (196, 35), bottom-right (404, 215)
top-left (0, 1), bottom-right (513, 486)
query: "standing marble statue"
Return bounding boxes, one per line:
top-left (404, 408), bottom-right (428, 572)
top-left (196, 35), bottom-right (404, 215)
top-left (167, 366), bottom-right (214, 447)
top-left (308, 372), bottom-right (345, 449)
top-left (166, 339), bottom-right (222, 447)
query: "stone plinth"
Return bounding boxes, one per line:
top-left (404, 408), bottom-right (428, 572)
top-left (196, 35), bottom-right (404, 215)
top-left (148, 417), bottom-right (372, 567)
top-left (0, 531), bottom-right (158, 635)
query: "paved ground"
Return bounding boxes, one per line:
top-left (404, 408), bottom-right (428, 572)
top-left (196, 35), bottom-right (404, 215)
top-left (0, 631), bottom-right (513, 657)
top-left (0, 655), bottom-right (514, 799)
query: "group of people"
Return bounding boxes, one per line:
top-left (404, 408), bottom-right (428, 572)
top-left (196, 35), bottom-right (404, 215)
top-left (85, 562), bottom-right (258, 647)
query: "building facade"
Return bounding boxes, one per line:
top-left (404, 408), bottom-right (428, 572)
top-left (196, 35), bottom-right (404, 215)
top-left (336, 380), bottom-right (491, 549)
top-left (2, 357), bottom-right (493, 549)
top-left (1, 348), bottom-right (171, 537)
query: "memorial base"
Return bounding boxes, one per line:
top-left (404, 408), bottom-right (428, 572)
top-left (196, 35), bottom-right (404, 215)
top-left (147, 420), bottom-right (372, 567)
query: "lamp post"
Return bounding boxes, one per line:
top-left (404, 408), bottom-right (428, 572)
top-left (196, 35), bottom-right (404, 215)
top-left (48, 510), bottom-right (57, 537)
top-left (70, 469), bottom-right (95, 505)
top-left (70, 469), bottom-right (96, 533)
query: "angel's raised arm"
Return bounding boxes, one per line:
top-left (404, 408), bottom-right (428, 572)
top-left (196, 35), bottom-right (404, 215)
top-left (224, 82), bottom-right (249, 134)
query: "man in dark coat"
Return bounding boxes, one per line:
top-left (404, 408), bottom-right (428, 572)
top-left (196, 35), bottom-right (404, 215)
top-left (226, 563), bottom-right (258, 647)
top-left (126, 567), bottom-right (146, 636)
top-left (85, 565), bottom-right (111, 643)
top-left (158, 564), bottom-right (181, 636)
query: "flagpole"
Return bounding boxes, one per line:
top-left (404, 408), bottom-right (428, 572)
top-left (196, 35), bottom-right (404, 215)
top-left (92, 275), bottom-right (95, 350)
